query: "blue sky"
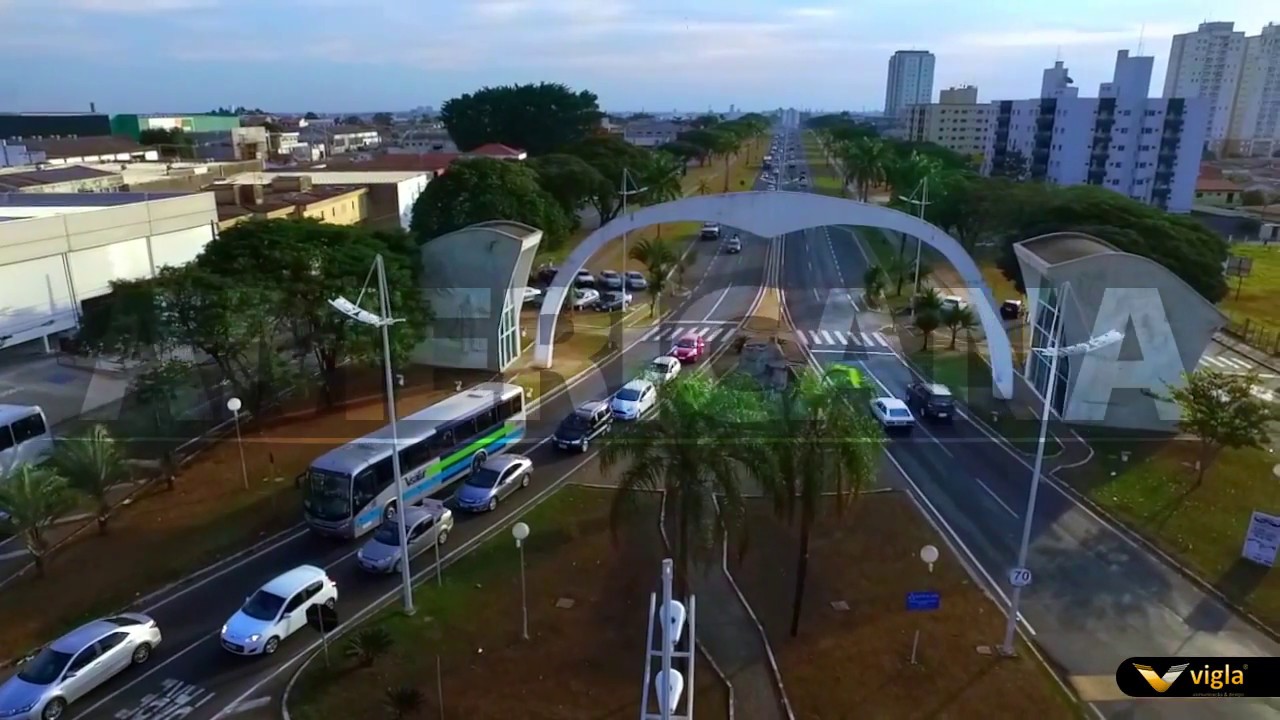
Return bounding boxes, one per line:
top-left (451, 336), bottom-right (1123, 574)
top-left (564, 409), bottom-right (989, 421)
top-left (0, 0), bottom-right (1273, 114)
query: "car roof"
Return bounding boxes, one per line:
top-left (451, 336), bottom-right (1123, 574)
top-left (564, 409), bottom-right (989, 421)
top-left (49, 618), bottom-right (133, 653)
top-left (601, 269), bottom-right (619, 275)
top-left (481, 454), bottom-right (529, 473)
top-left (401, 502), bottom-right (449, 524)
top-left (919, 383), bottom-right (952, 396)
top-left (875, 397), bottom-right (909, 409)
top-left (652, 355), bottom-right (679, 365)
top-left (261, 564), bottom-right (326, 596)
top-left (621, 378), bottom-right (654, 392)
top-left (625, 270), bottom-right (644, 276)
top-left (575, 400), bottom-right (609, 415)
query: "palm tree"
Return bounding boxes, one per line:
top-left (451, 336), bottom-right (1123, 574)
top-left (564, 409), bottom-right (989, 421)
top-left (345, 627), bottom-right (394, 668)
top-left (383, 686), bottom-right (424, 720)
top-left (629, 237), bottom-right (682, 317)
top-left (861, 265), bottom-right (887, 307)
top-left (600, 374), bottom-right (761, 591)
top-left (640, 153), bottom-right (684, 240)
top-left (888, 151), bottom-right (945, 206)
top-left (763, 370), bottom-right (882, 637)
top-left (915, 287), bottom-right (944, 315)
top-left (49, 424), bottom-right (130, 534)
top-left (840, 138), bottom-right (892, 201)
top-left (942, 305), bottom-right (979, 349)
top-left (882, 250), bottom-right (912, 297)
top-left (914, 309), bottom-right (942, 351)
top-left (695, 178), bottom-right (711, 196)
top-left (0, 465), bottom-right (77, 577)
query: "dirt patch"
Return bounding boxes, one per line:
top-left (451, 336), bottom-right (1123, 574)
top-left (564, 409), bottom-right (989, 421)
top-left (288, 487), bottom-right (729, 720)
top-left (732, 492), bottom-right (1081, 719)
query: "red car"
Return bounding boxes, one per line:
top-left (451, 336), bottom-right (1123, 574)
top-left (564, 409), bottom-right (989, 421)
top-left (669, 334), bottom-right (706, 363)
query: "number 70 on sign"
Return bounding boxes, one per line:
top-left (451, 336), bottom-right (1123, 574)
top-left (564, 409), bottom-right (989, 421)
top-left (1008, 567), bottom-right (1032, 588)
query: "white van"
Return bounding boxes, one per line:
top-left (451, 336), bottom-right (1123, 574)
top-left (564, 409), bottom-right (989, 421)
top-left (0, 404), bottom-right (54, 474)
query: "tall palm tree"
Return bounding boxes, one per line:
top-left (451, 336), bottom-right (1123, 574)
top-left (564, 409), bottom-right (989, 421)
top-left (861, 265), bottom-right (887, 307)
top-left (840, 138), bottom-right (892, 201)
top-left (628, 237), bottom-right (683, 317)
top-left (0, 465), bottom-right (77, 577)
top-left (883, 250), bottom-right (913, 297)
top-left (915, 287), bottom-right (944, 315)
top-left (914, 309), bottom-right (942, 351)
top-left (600, 374), bottom-right (760, 590)
top-left (640, 153), bottom-right (684, 240)
top-left (49, 424), bottom-right (130, 534)
top-left (762, 370), bottom-right (882, 637)
top-left (942, 305), bottom-right (979, 349)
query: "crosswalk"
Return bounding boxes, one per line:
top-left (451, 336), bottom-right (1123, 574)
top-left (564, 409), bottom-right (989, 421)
top-left (1198, 355), bottom-right (1254, 371)
top-left (636, 324), bottom-right (895, 351)
top-left (798, 329), bottom-right (892, 349)
top-left (638, 324), bottom-right (740, 344)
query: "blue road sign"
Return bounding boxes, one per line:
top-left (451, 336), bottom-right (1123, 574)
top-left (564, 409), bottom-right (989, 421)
top-left (906, 591), bottom-right (940, 611)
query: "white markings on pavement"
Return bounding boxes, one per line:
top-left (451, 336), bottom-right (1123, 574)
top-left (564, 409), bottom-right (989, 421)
top-left (640, 324), bottom-right (738, 345)
top-left (1199, 355), bottom-right (1253, 370)
top-left (799, 329), bottom-right (890, 349)
top-left (113, 678), bottom-right (214, 719)
top-left (973, 477), bottom-right (1017, 518)
top-left (225, 697), bottom-right (271, 715)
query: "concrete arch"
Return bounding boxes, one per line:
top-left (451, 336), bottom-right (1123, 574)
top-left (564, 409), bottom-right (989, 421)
top-left (535, 191), bottom-right (1013, 399)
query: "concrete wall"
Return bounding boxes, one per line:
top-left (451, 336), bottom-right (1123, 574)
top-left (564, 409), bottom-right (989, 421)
top-left (412, 221), bottom-right (541, 372)
top-left (0, 194), bottom-right (218, 349)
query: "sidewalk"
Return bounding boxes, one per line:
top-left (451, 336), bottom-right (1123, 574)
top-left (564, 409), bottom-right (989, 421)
top-left (1212, 332), bottom-right (1280, 373)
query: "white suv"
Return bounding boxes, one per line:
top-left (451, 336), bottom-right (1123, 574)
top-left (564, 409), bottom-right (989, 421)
top-left (221, 565), bottom-right (337, 656)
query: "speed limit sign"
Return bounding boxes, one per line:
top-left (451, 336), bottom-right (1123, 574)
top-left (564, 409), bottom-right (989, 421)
top-left (1009, 567), bottom-right (1033, 587)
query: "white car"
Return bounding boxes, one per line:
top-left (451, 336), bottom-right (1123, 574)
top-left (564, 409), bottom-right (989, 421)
top-left (521, 287), bottom-right (541, 304)
top-left (570, 288), bottom-right (600, 310)
top-left (611, 378), bottom-right (657, 420)
top-left (643, 356), bottom-right (681, 385)
top-left (940, 295), bottom-right (968, 313)
top-left (869, 397), bottom-right (915, 433)
top-left (221, 565), bottom-right (337, 656)
top-left (0, 614), bottom-right (161, 720)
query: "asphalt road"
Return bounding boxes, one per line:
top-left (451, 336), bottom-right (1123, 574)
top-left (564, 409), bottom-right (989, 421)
top-left (782, 136), bottom-right (1280, 720)
top-left (54, 164), bottom-right (778, 720)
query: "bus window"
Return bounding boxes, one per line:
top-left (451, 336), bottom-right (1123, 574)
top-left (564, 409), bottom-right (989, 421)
top-left (353, 467), bottom-right (380, 510)
top-left (430, 429), bottom-right (456, 458)
top-left (474, 408), bottom-right (497, 434)
top-left (400, 436), bottom-right (433, 471)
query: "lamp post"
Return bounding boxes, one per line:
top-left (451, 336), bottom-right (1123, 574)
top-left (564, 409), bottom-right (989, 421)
top-left (620, 168), bottom-right (648, 311)
top-left (512, 521), bottom-right (530, 640)
top-left (226, 397), bottom-right (248, 490)
top-left (897, 177), bottom-right (932, 313)
top-left (329, 254), bottom-right (415, 615)
top-left (1000, 282), bottom-right (1123, 655)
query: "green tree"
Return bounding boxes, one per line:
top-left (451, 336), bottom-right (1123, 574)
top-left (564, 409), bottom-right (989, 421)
top-left (340, 115), bottom-right (363, 125)
top-left (49, 424), bottom-right (130, 535)
top-left (440, 82), bottom-right (603, 155)
top-left (883, 249), bottom-right (913, 297)
top-left (1168, 370), bottom-right (1280, 487)
top-left (562, 135), bottom-right (654, 225)
top-left (410, 157), bottom-right (571, 250)
top-left (658, 140), bottom-right (704, 167)
top-left (942, 305), bottom-right (978, 349)
top-left (638, 152), bottom-right (684, 238)
top-left (600, 374), bottom-right (759, 590)
top-left (763, 370), bottom-right (882, 637)
top-left (861, 265), bottom-right (887, 306)
top-left (0, 465), bottom-right (77, 577)
top-left (383, 686), bottom-right (424, 720)
top-left (914, 309), bottom-right (941, 350)
top-left (304, 111), bottom-right (319, 120)
top-left (628, 237), bottom-right (683, 317)
top-left (886, 151), bottom-right (946, 210)
top-left (676, 129), bottom-right (723, 166)
top-left (989, 148), bottom-right (1030, 180)
top-left (372, 112), bottom-right (394, 126)
top-left (838, 138), bottom-right (892, 201)
top-left (526, 153), bottom-right (609, 225)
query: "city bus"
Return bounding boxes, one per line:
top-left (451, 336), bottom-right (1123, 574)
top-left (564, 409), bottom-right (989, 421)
top-left (303, 382), bottom-right (526, 539)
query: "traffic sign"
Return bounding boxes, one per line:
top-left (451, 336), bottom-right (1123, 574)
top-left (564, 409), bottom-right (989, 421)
top-left (906, 591), bottom-right (940, 611)
top-left (1008, 567), bottom-right (1033, 588)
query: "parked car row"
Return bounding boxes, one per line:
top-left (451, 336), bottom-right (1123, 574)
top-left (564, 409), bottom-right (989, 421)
top-left (568, 288), bottom-right (634, 312)
top-left (529, 266), bottom-right (648, 292)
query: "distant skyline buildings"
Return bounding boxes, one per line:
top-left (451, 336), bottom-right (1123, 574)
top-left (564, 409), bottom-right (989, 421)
top-left (884, 50), bottom-right (936, 117)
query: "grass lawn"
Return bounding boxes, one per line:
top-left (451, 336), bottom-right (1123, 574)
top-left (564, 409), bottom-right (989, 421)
top-left (732, 492), bottom-right (1083, 719)
top-left (802, 132), bottom-right (845, 198)
top-left (287, 487), bottom-right (729, 720)
top-left (1219, 243), bottom-right (1280, 339)
top-left (0, 364), bottom-right (498, 661)
top-left (1063, 440), bottom-right (1280, 628)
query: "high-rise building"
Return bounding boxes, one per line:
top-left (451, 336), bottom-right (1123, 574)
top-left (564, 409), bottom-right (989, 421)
top-left (884, 50), bottom-right (935, 118)
top-left (1162, 22), bottom-right (1248, 145)
top-left (985, 51), bottom-right (1209, 213)
top-left (898, 86), bottom-right (995, 160)
top-left (1041, 61), bottom-right (1079, 99)
top-left (1227, 23), bottom-right (1280, 157)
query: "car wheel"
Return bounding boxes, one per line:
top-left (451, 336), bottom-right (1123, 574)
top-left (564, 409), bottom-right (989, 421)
top-left (521, 472), bottom-right (530, 488)
top-left (131, 642), bottom-right (153, 665)
top-left (263, 636), bottom-right (280, 655)
top-left (325, 597), bottom-right (336, 609)
top-left (41, 697), bottom-right (67, 720)
top-left (437, 529), bottom-right (449, 546)
top-left (487, 497), bottom-right (498, 512)
top-left (383, 501), bottom-right (398, 522)
top-left (471, 451), bottom-right (488, 474)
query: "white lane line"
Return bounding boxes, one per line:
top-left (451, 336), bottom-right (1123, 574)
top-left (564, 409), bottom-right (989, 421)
top-left (1199, 356), bottom-right (1227, 368)
top-left (226, 697), bottom-right (271, 714)
top-left (859, 332), bottom-right (873, 346)
top-left (0, 548), bottom-right (28, 561)
top-left (974, 477), bottom-right (1018, 518)
top-left (1223, 357), bottom-right (1253, 370)
top-left (705, 327), bottom-right (725, 342)
top-left (873, 332), bottom-right (890, 347)
top-left (819, 330), bottom-right (834, 345)
top-left (639, 326), bottom-right (663, 342)
top-left (832, 330), bottom-right (848, 344)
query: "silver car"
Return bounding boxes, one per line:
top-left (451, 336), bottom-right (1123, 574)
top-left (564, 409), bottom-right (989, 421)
top-left (0, 614), bottom-right (161, 720)
top-left (357, 500), bottom-right (455, 574)
top-left (452, 454), bottom-right (533, 512)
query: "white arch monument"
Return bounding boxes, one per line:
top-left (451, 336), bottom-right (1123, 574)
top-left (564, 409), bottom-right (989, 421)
top-left (534, 191), bottom-right (1013, 399)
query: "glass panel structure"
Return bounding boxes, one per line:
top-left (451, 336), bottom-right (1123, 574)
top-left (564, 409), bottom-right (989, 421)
top-left (497, 290), bottom-right (519, 369)
top-left (1028, 286), bottom-right (1070, 415)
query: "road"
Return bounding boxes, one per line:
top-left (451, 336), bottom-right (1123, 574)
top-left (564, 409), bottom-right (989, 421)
top-left (49, 167), bottom-right (776, 720)
top-left (783, 138), bottom-right (1280, 719)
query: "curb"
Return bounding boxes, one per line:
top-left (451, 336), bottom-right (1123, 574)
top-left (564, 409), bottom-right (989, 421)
top-left (1047, 464), bottom-right (1280, 645)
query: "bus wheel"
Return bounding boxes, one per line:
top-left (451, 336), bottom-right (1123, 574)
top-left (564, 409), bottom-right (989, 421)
top-left (471, 451), bottom-right (488, 473)
top-left (383, 502), bottom-right (398, 522)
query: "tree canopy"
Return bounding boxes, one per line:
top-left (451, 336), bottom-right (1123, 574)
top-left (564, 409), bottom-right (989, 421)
top-left (562, 135), bottom-right (655, 224)
top-left (440, 82), bottom-right (603, 155)
top-left (525, 153), bottom-right (609, 225)
top-left (410, 157), bottom-right (571, 249)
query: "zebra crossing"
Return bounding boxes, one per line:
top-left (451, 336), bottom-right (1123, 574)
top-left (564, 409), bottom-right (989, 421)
top-left (1198, 354), bottom-right (1255, 371)
top-left (798, 329), bottom-right (892, 349)
top-left (638, 324), bottom-right (740, 344)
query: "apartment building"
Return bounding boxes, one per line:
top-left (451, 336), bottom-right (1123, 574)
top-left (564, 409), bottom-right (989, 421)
top-left (211, 176), bottom-right (369, 230)
top-left (899, 85), bottom-right (994, 160)
top-left (884, 50), bottom-right (935, 118)
top-left (297, 125), bottom-right (382, 155)
top-left (985, 51), bottom-right (1209, 213)
top-left (622, 121), bottom-right (685, 147)
top-left (1164, 22), bottom-right (1280, 156)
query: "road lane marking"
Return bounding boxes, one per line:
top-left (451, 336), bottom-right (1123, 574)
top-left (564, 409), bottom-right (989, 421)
top-left (226, 697), bottom-right (271, 714)
top-left (974, 477), bottom-right (1017, 518)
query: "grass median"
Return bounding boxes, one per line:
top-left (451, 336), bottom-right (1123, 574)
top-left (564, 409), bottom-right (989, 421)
top-left (287, 486), bottom-right (730, 720)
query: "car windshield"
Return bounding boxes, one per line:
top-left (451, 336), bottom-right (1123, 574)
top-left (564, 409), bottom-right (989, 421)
top-left (677, 338), bottom-right (697, 348)
top-left (466, 467), bottom-right (503, 488)
top-left (627, 272), bottom-right (643, 278)
top-left (616, 388), bottom-right (641, 401)
top-left (304, 469), bottom-right (351, 521)
top-left (16, 648), bottom-right (73, 685)
top-left (242, 590), bottom-right (287, 621)
top-left (650, 362), bottom-right (671, 374)
top-left (603, 292), bottom-right (622, 301)
top-left (373, 521), bottom-right (407, 545)
top-left (930, 396), bottom-right (954, 406)
top-left (889, 408), bottom-right (911, 418)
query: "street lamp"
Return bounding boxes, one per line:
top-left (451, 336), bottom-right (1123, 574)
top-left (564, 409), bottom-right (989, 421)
top-left (620, 168), bottom-right (648, 311)
top-left (512, 521), bottom-right (530, 640)
top-left (1000, 282), bottom-right (1123, 655)
top-left (898, 177), bottom-right (932, 313)
top-left (226, 397), bottom-right (248, 491)
top-left (329, 254), bottom-right (415, 616)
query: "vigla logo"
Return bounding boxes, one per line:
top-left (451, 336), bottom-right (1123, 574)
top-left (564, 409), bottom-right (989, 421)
top-left (1117, 657), bottom-right (1267, 698)
top-left (1132, 663), bottom-right (1189, 693)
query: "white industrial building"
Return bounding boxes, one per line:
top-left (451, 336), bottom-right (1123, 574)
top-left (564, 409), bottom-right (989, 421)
top-left (884, 50), bottom-right (935, 119)
top-left (0, 192), bottom-right (218, 352)
top-left (223, 170), bottom-right (430, 230)
top-left (1164, 21), bottom-right (1280, 157)
top-left (985, 51), bottom-right (1209, 213)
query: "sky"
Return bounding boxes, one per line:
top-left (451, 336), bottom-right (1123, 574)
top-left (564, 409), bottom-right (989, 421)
top-left (0, 0), bottom-right (1274, 114)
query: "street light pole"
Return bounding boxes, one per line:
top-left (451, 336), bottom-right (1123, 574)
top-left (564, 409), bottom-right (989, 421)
top-left (897, 178), bottom-right (932, 315)
top-left (226, 397), bottom-right (248, 490)
top-left (620, 168), bottom-right (648, 311)
top-left (512, 522), bottom-right (530, 640)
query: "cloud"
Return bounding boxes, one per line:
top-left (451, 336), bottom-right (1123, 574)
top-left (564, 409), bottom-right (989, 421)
top-left (59, 0), bottom-right (218, 11)
top-left (928, 23), bottom-right (1184, 52)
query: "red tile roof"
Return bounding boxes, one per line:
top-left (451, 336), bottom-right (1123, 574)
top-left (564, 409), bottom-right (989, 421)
top-left (1198, 163), bottom-right (1224, 179)
top-left (1196, 178), bottom-right (1243, 192)
top-left (470, 143), bottom-right (525, 158)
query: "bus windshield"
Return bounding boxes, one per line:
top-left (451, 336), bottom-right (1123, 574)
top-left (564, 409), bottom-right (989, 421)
top-left (304, 469), bottom-right (352, 521)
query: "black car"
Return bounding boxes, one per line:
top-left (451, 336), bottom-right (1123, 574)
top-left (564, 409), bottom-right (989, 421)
top-left (533, 265), bottom-right (558, 286)
top-left (594, 291), bottom-right (629, 312)
top-left (553, 401), bottom-right (613, 452)
top-left (905, 382), bottom-right (955, 422)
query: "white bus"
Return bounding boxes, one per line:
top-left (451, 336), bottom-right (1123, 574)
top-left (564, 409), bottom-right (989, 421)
top-left (303, 382), bottom-right (526, 539)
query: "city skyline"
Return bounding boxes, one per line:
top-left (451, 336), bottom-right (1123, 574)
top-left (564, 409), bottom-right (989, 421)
top-left (0, 1), bottom-right (1274, 112)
